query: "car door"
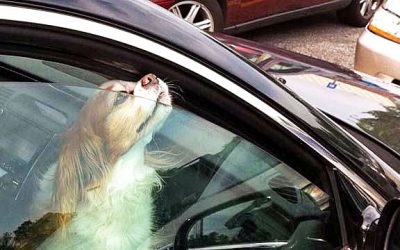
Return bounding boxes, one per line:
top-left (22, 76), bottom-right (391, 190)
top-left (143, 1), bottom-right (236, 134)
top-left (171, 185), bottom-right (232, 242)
top-left (235, 0), bottom-right (341, 25)
top-left (0, 4), bottom-right (388, 250)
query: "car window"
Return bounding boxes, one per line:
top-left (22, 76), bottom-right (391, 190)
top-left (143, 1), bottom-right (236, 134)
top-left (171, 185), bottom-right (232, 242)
top-left (153, 109), bottom-right (332, 249)
top-left (0, 80), bottom-right (338, 249)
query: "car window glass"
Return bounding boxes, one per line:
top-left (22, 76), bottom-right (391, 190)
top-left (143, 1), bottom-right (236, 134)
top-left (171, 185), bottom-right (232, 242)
top-left (0, 82), bottom-right (172, 249)
top-left (151, 103), bottom-right (334, 249)
top-left (356, 103), bottom-right (400, 155)
top-left (0, 81), bottom-right (338, 249)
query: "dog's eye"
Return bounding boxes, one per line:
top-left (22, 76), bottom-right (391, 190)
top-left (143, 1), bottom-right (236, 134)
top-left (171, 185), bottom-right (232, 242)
top-left (114, 93), bottom-right (129, 106)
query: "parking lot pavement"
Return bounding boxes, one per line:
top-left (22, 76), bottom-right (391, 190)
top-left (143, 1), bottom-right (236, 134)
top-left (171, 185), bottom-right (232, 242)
top-left (239, 11), bottom-right (364, 69)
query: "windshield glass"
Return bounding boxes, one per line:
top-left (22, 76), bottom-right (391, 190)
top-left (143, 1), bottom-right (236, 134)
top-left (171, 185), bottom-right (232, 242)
top-left (223, 40), bottom-right (400, 170)
top-left (0, 82), bottom-right (335, 249)
top-left (356, 103), bottom-right (400, 153)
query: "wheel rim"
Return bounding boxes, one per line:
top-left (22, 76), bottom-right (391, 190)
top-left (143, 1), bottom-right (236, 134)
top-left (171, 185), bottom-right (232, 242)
top-left (169, 1), bottom-right (215, 32)
top-left (359, 0), bottom-right (381, 18)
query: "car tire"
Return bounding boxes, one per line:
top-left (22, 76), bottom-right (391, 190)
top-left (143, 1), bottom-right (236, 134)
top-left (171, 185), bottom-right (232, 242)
top-left (337, 0), bottom-right (382, 27)
top-left (169, 0), bottom-right (223, 32)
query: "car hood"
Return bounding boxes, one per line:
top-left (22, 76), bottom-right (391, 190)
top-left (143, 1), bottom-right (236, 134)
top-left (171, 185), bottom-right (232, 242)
top-left (215, 34), bottom-right (400, 159)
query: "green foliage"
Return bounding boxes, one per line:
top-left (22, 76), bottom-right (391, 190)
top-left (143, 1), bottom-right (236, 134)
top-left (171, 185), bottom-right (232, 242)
top-left (0, 213), bottom-right (71, 249)
top-left (358, 105), bottom-right (400, 153)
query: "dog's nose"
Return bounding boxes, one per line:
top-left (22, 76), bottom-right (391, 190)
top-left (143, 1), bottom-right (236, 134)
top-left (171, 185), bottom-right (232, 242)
top-left (141, 74), bottom-right (158, 86)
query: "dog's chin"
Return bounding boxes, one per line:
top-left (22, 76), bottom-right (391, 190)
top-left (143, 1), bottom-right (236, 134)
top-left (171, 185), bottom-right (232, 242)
top-left (133, 81), bottom-right (171, 134)
top-left (136, 104), bottom-right (158, 133)
top-left (157, 92), bottom-right (172, 106)
top-left (147, 99), bottom-right (170, 121)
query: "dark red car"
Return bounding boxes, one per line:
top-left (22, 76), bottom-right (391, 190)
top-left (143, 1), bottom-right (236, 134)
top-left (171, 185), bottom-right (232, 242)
top-left (151, 0), bottom-right (381, 32)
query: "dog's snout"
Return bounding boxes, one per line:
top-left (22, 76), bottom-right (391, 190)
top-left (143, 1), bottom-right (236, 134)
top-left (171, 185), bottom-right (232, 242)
top-left (133, 73), bottom-right (170, 105)
top-left (141, 74), bottom-right (158, 87)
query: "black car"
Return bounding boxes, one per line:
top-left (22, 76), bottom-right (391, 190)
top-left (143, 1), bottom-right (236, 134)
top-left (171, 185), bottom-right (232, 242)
top-left (0, 1), bottom-right (398, 250)
top-left (216, 33), bottom-right (400, 167)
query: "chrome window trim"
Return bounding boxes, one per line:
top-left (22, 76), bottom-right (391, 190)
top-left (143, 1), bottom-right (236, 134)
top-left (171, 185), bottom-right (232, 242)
top-left (0, 5), bottom-right (386, 207)
top-left (189, 242), bottom-right (287, 249)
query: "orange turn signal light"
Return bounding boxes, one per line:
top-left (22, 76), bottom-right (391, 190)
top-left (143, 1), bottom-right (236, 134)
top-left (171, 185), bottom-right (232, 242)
top-left (369, 23), bottom-right (400, 44)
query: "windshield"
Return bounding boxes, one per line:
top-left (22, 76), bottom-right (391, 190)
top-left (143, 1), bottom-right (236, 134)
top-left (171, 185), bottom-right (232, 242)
top-left (247, 52), bottom-right (400, 156)
top-left (232, 43), bottom-right (400, 154)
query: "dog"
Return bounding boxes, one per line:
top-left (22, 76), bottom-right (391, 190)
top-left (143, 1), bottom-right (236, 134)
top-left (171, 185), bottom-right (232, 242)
top-left (33, 74), bottom-right (172, 250)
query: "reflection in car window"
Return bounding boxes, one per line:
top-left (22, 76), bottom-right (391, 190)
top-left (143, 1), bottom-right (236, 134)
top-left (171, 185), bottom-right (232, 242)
top-left (357, 103), bottom-right (400, 155)
top-left (268, 61), bottom-right (310, 74)
top-left (0, 82), bottom-right (334, 249)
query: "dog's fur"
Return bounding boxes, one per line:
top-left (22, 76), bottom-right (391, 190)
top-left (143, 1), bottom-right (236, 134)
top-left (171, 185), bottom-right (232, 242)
top-left (33, 74), bottom-right (172, 249)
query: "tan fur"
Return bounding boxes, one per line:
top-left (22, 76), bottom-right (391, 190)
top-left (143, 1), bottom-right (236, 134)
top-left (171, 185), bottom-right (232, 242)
top-left (51, 77), bottom-right (171, 232)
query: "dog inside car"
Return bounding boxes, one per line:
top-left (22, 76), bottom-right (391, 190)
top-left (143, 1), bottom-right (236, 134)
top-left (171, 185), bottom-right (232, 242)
top-left (33, 74), bottom-right (172, 249)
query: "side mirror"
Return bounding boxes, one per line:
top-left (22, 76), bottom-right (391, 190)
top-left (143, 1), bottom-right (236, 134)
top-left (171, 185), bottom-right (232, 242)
top-left (173, 194), bottom-right (278, 250)
top-left (370, 199), bottom-right (400, 250)
top-left (173, 188), bottom-right (330, 250)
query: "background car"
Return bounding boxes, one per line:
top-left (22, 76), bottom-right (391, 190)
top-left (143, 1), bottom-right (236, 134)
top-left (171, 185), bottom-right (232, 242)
top-left (151, 0), bottom-right (383, 32)
top-left (355, 0), bottom-right (400, 84)
top-left (0, 1), bottom-right (398, 250)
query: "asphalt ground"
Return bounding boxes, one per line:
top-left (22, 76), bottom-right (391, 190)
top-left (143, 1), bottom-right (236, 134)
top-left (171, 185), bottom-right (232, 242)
top-left (239, 11), bottom-right (365, 69)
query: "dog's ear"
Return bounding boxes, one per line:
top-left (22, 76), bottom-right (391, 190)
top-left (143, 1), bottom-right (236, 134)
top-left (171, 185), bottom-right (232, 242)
top-left (55, 129), bottom-right (109, 208)
top-left (54, 93), bottom-right (112, 225)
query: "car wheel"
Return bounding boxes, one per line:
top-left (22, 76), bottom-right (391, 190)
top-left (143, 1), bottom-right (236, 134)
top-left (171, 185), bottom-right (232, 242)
top-left (337, 0), bottom-right (382, 27)
top-left (169, 0), bottom-right (223, 32)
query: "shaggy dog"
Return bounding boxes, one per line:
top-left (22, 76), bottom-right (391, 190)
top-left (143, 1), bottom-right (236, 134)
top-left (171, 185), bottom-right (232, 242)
top-left (33, 74), bottom-right (172, 250)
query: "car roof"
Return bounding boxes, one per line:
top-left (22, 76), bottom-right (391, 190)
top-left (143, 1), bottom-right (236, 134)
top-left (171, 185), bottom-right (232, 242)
top-left (0, 0), bottom-right (269, 89)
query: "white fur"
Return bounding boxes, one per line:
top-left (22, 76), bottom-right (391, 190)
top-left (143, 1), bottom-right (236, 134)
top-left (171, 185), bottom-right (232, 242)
top-left (35, 134), bottom-right (161, 250)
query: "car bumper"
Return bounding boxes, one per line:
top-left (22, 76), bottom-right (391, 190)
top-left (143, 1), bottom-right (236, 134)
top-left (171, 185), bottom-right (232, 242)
top-left (355, 28), bottom-right (400, 82)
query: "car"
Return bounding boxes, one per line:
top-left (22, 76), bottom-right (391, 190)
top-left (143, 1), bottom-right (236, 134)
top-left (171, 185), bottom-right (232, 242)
top-left (355, 0), bottom-right (400, 84)
top-left (0, 1), bottom-right (398, 250)
top-left (216, 33), bottom-right (400, 159)
top-left (151, 0), bottom-right (383, 32)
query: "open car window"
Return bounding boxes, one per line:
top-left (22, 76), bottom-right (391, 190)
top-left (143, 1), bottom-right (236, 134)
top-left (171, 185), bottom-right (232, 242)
top-left (0, 81), bottom-right (338, 249)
